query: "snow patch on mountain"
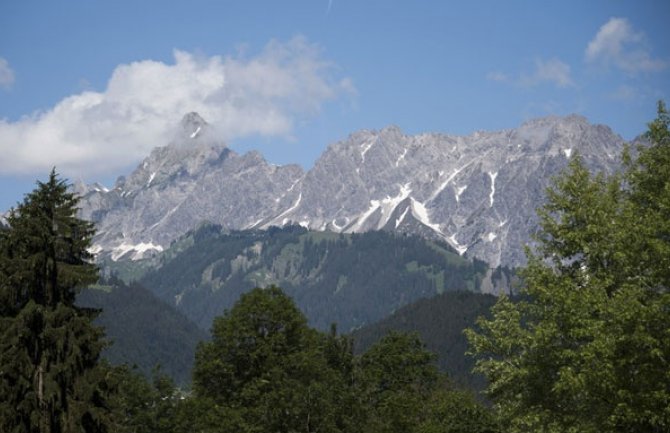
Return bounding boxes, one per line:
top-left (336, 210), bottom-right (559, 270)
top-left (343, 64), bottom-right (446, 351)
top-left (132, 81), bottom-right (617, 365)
top-left (274, 193), bottom-right (303, 226)
top-left (360, 137), bottom-right (376, 163)
top-left (410, 198), bottom-right (442, 234)
top-left (488, 171), bottom-right (498, 207)
top-left (448, 234), bottom-right (468, 256)
top-left (429, 167), bottom-right (463, 201)
top-left (455, 185), bottom-right (467, 203)
top-left (395, 207), bottom-right (410, 228)
top-left (395, 148), bottom-right (408, 167)
top-left (378, 183), bottom-right (412, 228)
top-left (111, 241), bottom-right (164, 261)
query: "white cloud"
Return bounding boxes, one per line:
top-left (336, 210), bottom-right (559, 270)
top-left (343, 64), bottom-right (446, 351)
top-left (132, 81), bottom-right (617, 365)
top-left (0, 57), bottom-right (15, 90)
top-left (521, 58), bottom-right (574, 88)
top-left (0, 37), bottom-right (354, 177)
top-left (586, 17), bottom-right (666, 74)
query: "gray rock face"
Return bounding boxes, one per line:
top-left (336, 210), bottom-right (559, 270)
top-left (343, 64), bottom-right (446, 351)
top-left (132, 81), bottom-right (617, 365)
top-left (78, 113), bottom-right (624, 267)
top-left (76, 113), bottom-right (304, 260)
top-left (266, 115), bottom-right (623, 267)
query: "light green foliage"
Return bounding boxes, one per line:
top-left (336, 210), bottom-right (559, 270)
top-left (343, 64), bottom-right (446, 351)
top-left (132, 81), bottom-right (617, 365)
top-left (0, 170), bottom-right (109, 433)
top-left (358, 331), bottom-right (499, 433)
top-left (466, 104), bottom-right (670, 432)
top-left (626, 100), bottom-right (670, 286)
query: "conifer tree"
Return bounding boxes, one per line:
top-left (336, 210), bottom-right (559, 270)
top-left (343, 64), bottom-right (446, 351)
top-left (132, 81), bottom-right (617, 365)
top-left (0, 170), bottom-right (109, 433)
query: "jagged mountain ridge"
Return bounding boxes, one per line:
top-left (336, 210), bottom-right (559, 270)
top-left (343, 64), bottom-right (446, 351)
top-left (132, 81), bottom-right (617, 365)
top-left (76, 113), bottom-right (305, 260)
top-left (77, 113), bottom-right (624, 267)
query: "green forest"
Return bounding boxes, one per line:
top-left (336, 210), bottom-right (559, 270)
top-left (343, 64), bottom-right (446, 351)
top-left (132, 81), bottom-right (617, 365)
top-left (1, 104), bottom-right (669, 432)
top-left (76, 278), bottom-right (207, 386)
top-left (103, 218), bottom-right (507, 332)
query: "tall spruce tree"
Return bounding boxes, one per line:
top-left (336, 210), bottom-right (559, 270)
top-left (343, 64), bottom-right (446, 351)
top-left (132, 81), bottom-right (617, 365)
top-left (0, 170), bottom-right (109, 433)
top-left (466, 105), bottom-right (670, 432)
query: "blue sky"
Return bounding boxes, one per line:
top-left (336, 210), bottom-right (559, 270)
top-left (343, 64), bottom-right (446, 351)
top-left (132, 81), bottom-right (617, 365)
top-left (1, 0), bottom-right (669, 210)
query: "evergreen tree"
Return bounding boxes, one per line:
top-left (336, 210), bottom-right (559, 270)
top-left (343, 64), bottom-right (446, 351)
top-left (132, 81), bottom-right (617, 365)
top-left (466, 105), bottom-right (670, 432)
top-left (0, 170), bottom-right (109, 433)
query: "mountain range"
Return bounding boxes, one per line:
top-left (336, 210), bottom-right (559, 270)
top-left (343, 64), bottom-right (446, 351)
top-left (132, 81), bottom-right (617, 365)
top-left (75, 112), bottom-right (625, 269)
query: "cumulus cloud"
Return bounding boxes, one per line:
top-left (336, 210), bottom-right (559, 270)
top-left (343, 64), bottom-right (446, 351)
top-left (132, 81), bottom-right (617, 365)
top-left (0, 57), bottom-right (15, 90)
top-left (586, 17), bottom-right (666, 74)
top-left (0, 37), bottom-right (354, 177)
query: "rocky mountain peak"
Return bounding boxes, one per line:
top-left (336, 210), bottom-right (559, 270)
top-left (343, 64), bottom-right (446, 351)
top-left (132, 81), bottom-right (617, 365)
top-left (77, 113), bottom-right (305, 261)
top-left (179, 112), bottom-right (208, 137)
top-left (77, 113), bottom-right (626, 269)
top-left (378, 124), bottom-right (404, 136)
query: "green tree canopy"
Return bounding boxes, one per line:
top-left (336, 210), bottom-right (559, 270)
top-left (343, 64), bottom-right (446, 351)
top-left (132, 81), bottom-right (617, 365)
top-left (359, 331), bottom-right (438, 433)
top-left (191, 286), bottom-right (351, 433)
top-left (0, 170), bottom-right (110, 433)
top-left (466, 104), bottom-right (670, 432)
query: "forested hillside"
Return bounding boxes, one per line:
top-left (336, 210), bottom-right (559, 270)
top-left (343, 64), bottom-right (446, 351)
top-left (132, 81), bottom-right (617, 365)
top-left (352, 291), bottom-right (497, 392)
top-left (106, 226), bottom-right (513, 331)
top-left (77, 279), bottom-right (207, 385)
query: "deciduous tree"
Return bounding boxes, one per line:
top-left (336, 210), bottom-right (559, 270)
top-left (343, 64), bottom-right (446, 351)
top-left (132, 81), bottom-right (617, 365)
top-left (466, 105), bottom-right (670, 432)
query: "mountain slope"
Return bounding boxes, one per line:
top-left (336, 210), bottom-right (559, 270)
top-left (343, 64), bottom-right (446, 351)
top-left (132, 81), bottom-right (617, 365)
top-left (78, 113), bottom-right (624, 267)
top-left (275, 116), bottom-right (622, 267)
top-left (351, 291), bottom-right (498, 392)
top-left (77, 280), bottom-right (208, 385)
top-left (76, 113), bottom-right (304, 261)
top-left (106, 224), bottom-right (510, 332)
